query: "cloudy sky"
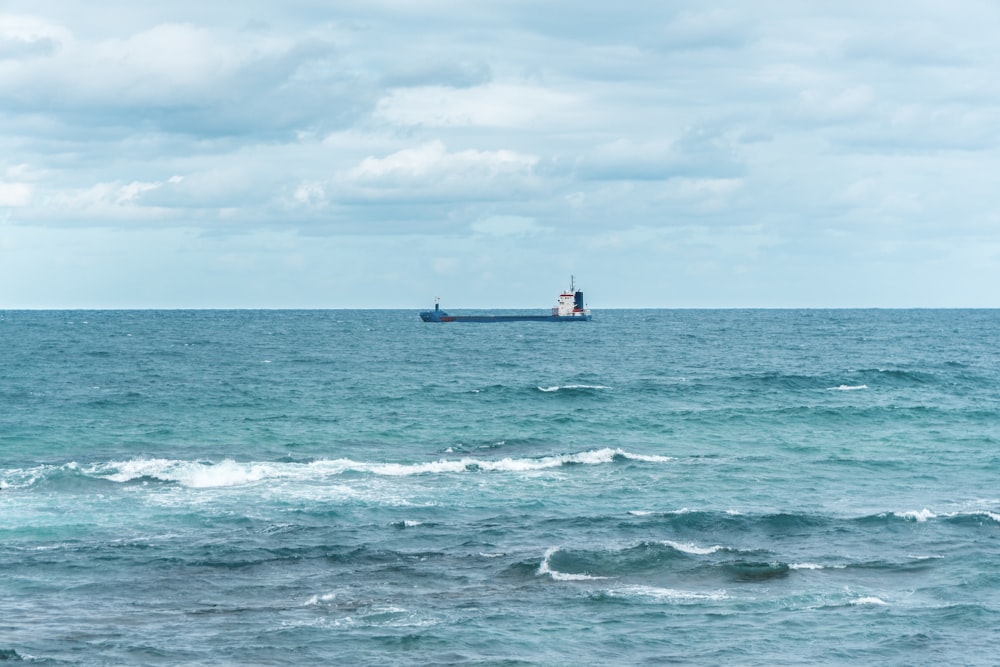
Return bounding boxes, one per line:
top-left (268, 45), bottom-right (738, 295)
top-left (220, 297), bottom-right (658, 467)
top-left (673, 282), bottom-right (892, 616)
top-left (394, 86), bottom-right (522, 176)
top-left (2, 1), bottom-right (998, 308)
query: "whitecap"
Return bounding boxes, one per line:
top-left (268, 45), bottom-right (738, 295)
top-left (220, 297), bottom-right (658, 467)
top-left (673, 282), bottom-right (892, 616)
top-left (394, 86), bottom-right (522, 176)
top-left (537, 547), bottom-right (609, 581)
top-left (304, 592), bottom-right (338, 606)
top-left (78, 447), bottom-right (672, 491)
top-left (660, 540), bottom-right (723, 556)
top-left (790, 563), bottom-right (825, 570)
top-left (99, 458), bottom-right (281, 488)
top-left (829, 384), bottom-right (868, 391)
top-left (851, 596), bottom-right (888, 606)
top-left (369, 448), bottom-right (670, 476)
top-left (613, 585), bottom-right (728, 602)
top-left (537, 384), bottom-right (611, 392)
top-left (896, 508), bottom-right (936, 522)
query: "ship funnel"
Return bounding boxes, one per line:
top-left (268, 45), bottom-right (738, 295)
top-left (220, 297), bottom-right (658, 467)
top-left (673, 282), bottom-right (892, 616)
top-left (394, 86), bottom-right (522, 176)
top-left (574, 290), bottom-right (585, 311)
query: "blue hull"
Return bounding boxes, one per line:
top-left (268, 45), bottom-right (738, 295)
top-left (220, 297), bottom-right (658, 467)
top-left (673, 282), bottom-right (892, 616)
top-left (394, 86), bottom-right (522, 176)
top-left (420, 312), bottom-right (591, 323)
top-left (421, 280), bottom-right (591, 322)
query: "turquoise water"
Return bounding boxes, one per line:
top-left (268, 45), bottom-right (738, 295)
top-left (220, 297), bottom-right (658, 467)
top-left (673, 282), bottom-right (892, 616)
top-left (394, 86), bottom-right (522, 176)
top-left (2, 309), bottom-right (999, 665)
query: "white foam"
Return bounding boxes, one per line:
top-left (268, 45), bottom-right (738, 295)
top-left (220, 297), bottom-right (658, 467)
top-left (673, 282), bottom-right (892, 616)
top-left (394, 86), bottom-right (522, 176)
top-left (790, 562), bottom-right (825, 570)
top-left (537, 384), bottom-right (611, 392)
top-left (661, 540), bottom-right (723, 556)
top-left (896, 508), bottom-right (936, 522)
top-left (367, 448), bottom-right (670, 476)
top-left (851, 596), bottom-right (888, 606)
top-left (77, 447), bottom-right (671, 490)
top-left (628, 510), bottom-right (655, 516)
top-left (829, 384), bottom-right (868, 391)
top-left (304, 592), bottom-right (338, 606)
top-left (100, 458), bottom-right (282, 488)
top-left (614, 585), bottom-right (728, 602)
top-left (537, 547), bottom-right (609, 581)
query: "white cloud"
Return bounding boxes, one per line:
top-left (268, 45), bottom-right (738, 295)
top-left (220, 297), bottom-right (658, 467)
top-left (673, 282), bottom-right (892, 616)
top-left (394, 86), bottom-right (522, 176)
top-left (0, 181), bottom-right (31, 206)
top-left (336, 140), bottom-right (540, 201)
top-left (0, 14), bottom-right (70, 58)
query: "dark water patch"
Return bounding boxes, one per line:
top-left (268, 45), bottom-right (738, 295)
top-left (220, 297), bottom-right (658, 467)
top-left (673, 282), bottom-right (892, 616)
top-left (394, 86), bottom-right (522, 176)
top-left (636, 509), bottom-right (835, 538)
top-left (274, 454), bottom-right (318, 464)
top-left (372, 633), bottom-right (443, 650)
top-left (944, 512), bottom-right (1000, 528)
top-left (820, 456), bottom-right (912, 472)
top-left (845, 557), bottom-right (941, 573)
top-left (733, 372), bottom-right (832, 392)
top-left (500, 559), bottom-right (542, 581)
top-left (324, 546), bottom-right (446, 568)
top-left (0, 649), bottom-right (23, 662)
top-left (719, 560), bottom-right (791, 582)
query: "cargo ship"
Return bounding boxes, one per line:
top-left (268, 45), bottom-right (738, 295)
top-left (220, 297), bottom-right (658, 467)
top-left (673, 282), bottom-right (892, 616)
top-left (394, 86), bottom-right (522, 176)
top-left (420, 278), bottom-right (592, 322)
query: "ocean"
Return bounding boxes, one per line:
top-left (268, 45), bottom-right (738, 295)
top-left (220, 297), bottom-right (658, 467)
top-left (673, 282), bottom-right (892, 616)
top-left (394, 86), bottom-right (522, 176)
top-left (2, 309), bottom-right (999, 665)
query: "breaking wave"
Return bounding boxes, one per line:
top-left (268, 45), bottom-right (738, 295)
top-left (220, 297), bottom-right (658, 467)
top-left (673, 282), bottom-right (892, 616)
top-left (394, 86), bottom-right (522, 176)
top-left (537, 547), bottom-right (610, 581)
top-left (3, 448), bottom-right (674, 490)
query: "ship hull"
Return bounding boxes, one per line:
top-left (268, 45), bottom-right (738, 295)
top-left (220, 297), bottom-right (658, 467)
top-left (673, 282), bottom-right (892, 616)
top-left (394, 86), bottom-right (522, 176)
top-left (420, 278), bottom-right (591, 322)
top-left (420, 312), bottom-right (591, 323)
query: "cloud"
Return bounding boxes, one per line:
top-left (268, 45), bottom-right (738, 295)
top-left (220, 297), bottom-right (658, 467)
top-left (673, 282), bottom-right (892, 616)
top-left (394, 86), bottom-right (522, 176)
top-left (653, 8), bottom-right (753, 52)
top-left (2, 0), bottom-right (1000, 306)
top-left (381, 60), bottom-right (492, 89)
top-left (0, 181), bottom-right (31, 206)
top-left (0, 18), bottom-right (358, 138)
top-left (0, 14), bottom-right (68, 59)
top-left (374, 83), bottom-right (580, 129)
top-left (333, 140), bottom-right (540, 201)
top-left (577, 128), bottom-right (744, 181)
top-left (470, 215), bottom-right (551, 237)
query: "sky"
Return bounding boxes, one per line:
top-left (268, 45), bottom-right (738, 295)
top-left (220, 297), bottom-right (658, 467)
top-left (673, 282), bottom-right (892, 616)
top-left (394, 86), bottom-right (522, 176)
top-left (2, 1), bottom-right (999, 308)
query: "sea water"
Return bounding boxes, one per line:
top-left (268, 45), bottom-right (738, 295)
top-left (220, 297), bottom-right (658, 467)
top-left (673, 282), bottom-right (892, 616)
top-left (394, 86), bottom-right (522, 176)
top-left (2, 309), bottom-right (998, 665)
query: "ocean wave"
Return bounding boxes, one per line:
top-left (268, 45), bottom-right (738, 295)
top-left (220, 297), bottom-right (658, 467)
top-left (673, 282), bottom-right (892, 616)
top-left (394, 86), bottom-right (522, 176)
top-left (592, 585), bottom-right (728, 603)
top-left (537, 547), bottom-right (610, 581)
top-left (659, 540), bottom-right (724, 556)
top-left (721, 560), bottom-right (791, 582)
top-left (828, 384), bottom-right (868, 391)
top-left (894, 508), bottom-right (936, 522)
top-left (530, 541), bottom-right (782, 586)
top-left (794, 561), bottom-right (855, 572)
top-left (537, 384), bottom-right (612, 393)
top-left (851, 596), bottom-right (889, 606)
top-left (7, 448), bottom-right (673, 490)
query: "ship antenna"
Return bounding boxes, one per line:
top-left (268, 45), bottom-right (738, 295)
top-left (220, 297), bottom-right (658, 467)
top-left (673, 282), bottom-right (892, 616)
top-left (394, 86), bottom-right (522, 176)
top-left (570, 275), bottom-right (575, 292)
